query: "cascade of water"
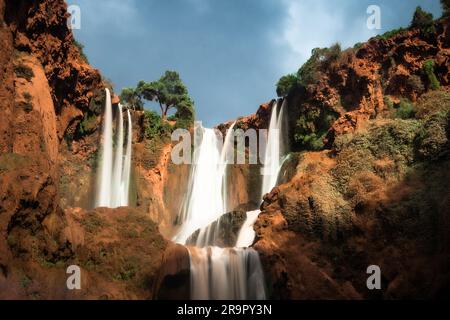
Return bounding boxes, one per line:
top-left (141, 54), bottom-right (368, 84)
top-left (236, 210), bottom-right (261, 248)
top-left (97, 88), bottom-right (113, 207)
top-left (173, 121), bottom-right (267, 300)
top-left (121, 109), bottom-right (133, 206)
top-left (96, 90), bottom-right (133, 208)
top-left (174, 126), bottom-right (225, 244)
top-left (189, 246), bottom-right (266, 300)
top-left (261, 100), bottom-right (286, 198)
top-left (111, 103), bottom-right (124, 208)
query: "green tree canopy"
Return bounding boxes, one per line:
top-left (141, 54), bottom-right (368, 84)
top-left (276, 74), bottom-right (298, 97)
top-left (442, 0), bottom-right (450, 16)
top-left (137, 70), bottom-right (195, 121)
top-left (120, 87), bottom-right (144, 110)
top-left (411, 6), bottom-right (434, 30)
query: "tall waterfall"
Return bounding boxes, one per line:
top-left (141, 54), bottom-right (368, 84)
top-left (173, 122), bottom-right (266, 300)
top-left (121, 110), bottom-right (133, 206)
top-left (261, 100), bottom-right (286, 197)
top-left (96, 89), bottom-right (133, 208)
top-left (97, 88), bottom-right (113, 207)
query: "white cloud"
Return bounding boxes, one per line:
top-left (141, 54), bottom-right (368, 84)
top-left (274, 0), bottom-right (377, 74)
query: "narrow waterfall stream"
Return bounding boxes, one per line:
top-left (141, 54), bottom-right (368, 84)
top-left (96, 89), bottom-right (133, 208)
top-left (173, 100), bottom-right (286, 300)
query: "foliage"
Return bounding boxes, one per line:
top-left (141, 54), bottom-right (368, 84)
top-left (276, 74), bottom-right (298, 97)
top-left (143, 110), bottom-right (170, 140)
top-left (294, 108), bottom-right (337, 150)
top-left (411, 6), bottom-right (435, 34)
top-left (442, 0), bottom-right (450, 17)
top-left (395, 99), bottom-right (415, 119)
top-left (120, 87), bottom-right (143, 110)
top-left (137, 70), bottom-right (195, 121)
top-left (14, 64), bottom-right (34, 81)
top-left (415, 111), bottom-right (449, 160)
top-left (422, 60), bottom-right (440, 90)
top-left (78, 115), bottom-right (97, 135)
top-left (376, 28), bottom-right (406, 40)
top-left (414, 90), bottom-right (450, 119)
top-left (74, 39), bottom-right (89, 63)
top-left (297, 43), bottom-right (342, 86)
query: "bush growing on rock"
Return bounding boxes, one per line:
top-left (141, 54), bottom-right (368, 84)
top-left (414, 90), bottom-right (450, 119)
top-left (422, 60), bottom-right (440, 90)
top-left (415, 111), bottom-right (449, 160)
top-left (276, 74), bottom-right (298, 97)
top-left (395, 99), bottom-right (415, 119)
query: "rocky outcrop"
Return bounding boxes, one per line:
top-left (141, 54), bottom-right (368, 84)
top-left (255, 115), bottom-right (450, 299)
top-left (280, 18), bottom-right (450, 149)
top-left (186, 211), bottom-right (247, 247)
top-left (153, 244), bottom-right (190, 300)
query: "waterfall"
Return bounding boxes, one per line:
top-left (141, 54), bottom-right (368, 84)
top-left (97, 88), bottom-right (113, 207)
top-left (261, 100), bottom-right (286, 198)
top-left (121, 109), bottom-right (133, 206)
top-left (111, 103), bottom-right (124, 208)
top-left (96, 89), bottom-right (133, 208)
top-left (188, 247), bottom-right (266, 300)
top-left (174, 126), bottom-right (226, 245)
top-left (236, 210), bottom-right (261, 248)
top-left (173, 122), bottom-right (266, 300)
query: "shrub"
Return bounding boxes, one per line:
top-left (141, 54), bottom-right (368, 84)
top-left (441, 0), bottom-right (450, 17)
top-left (14, 64), bottom-right (34, 81)
top-left (414, 90), bottom-right (450, 119)
top-left (297, 43), bottom-right (342, 86)
top-left (422, 60), bottom-right (440, 90)
top-left (74, 40), bottom-right (89, 63)
top-left (276, 74), bottom-right (298, 97)
top-left (376, 28), bottom-right (406, 40)
top-left (411, 6), bottom-right (435, 34)
top-left (395, 99), bottom-right (415, 119)
top-left (78, 115), bottom-right (97, 135)
top-left (143, 110), bottom-right (170, 140)
top-left (294, 108), bottom-right (337, 150)
top-left (416, 111), bottom-right (449, 160)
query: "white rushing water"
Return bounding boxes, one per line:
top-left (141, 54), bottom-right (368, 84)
top-left (236, 210), bottom-right (261, 248)
top-left (111, 103), bottom-right (124, 208)
top-left (175, 100), bottom-right (287, 300)
top-left (120, 109), bottom-right (133, 206)
top-left (96, 90), bottom-right (133, 208)
top-left (189, 246), bottom-right (266, 300)
top-left (261, 100), bottom-right (286, 198)
top-left (97, 88), bottom-right (113, 207)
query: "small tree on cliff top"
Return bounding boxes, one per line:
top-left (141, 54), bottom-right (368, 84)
top-left (411, 6), bottom-right (434, 32)
top-left (137, 71), bottom-right (194, 121)
top-left (442, 0), bottom-right (450, 16)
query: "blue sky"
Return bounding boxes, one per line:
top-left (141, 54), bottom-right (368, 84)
top-left (68, 0), bottom-right (442, 127)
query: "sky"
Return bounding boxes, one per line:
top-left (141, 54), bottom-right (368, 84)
top-left (67, 0), bottom-right (442, 127)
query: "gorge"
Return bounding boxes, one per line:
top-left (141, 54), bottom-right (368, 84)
top-left (0, 0), bottom-right (449, 301)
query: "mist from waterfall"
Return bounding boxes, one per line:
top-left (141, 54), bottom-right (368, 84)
top-left (96, 89), bottom-right (133, 208)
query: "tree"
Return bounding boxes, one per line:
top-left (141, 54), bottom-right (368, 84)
top-left (442, 0), bottom-right (450, 17)
top-left (120, 87), bottom-right (143, 110)
top-left (276, 74), bottom-right (298, 97)
top-left (411, 6), bottom-right (434, 31)
top-left (137, 71), bottom-right (194, 121)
